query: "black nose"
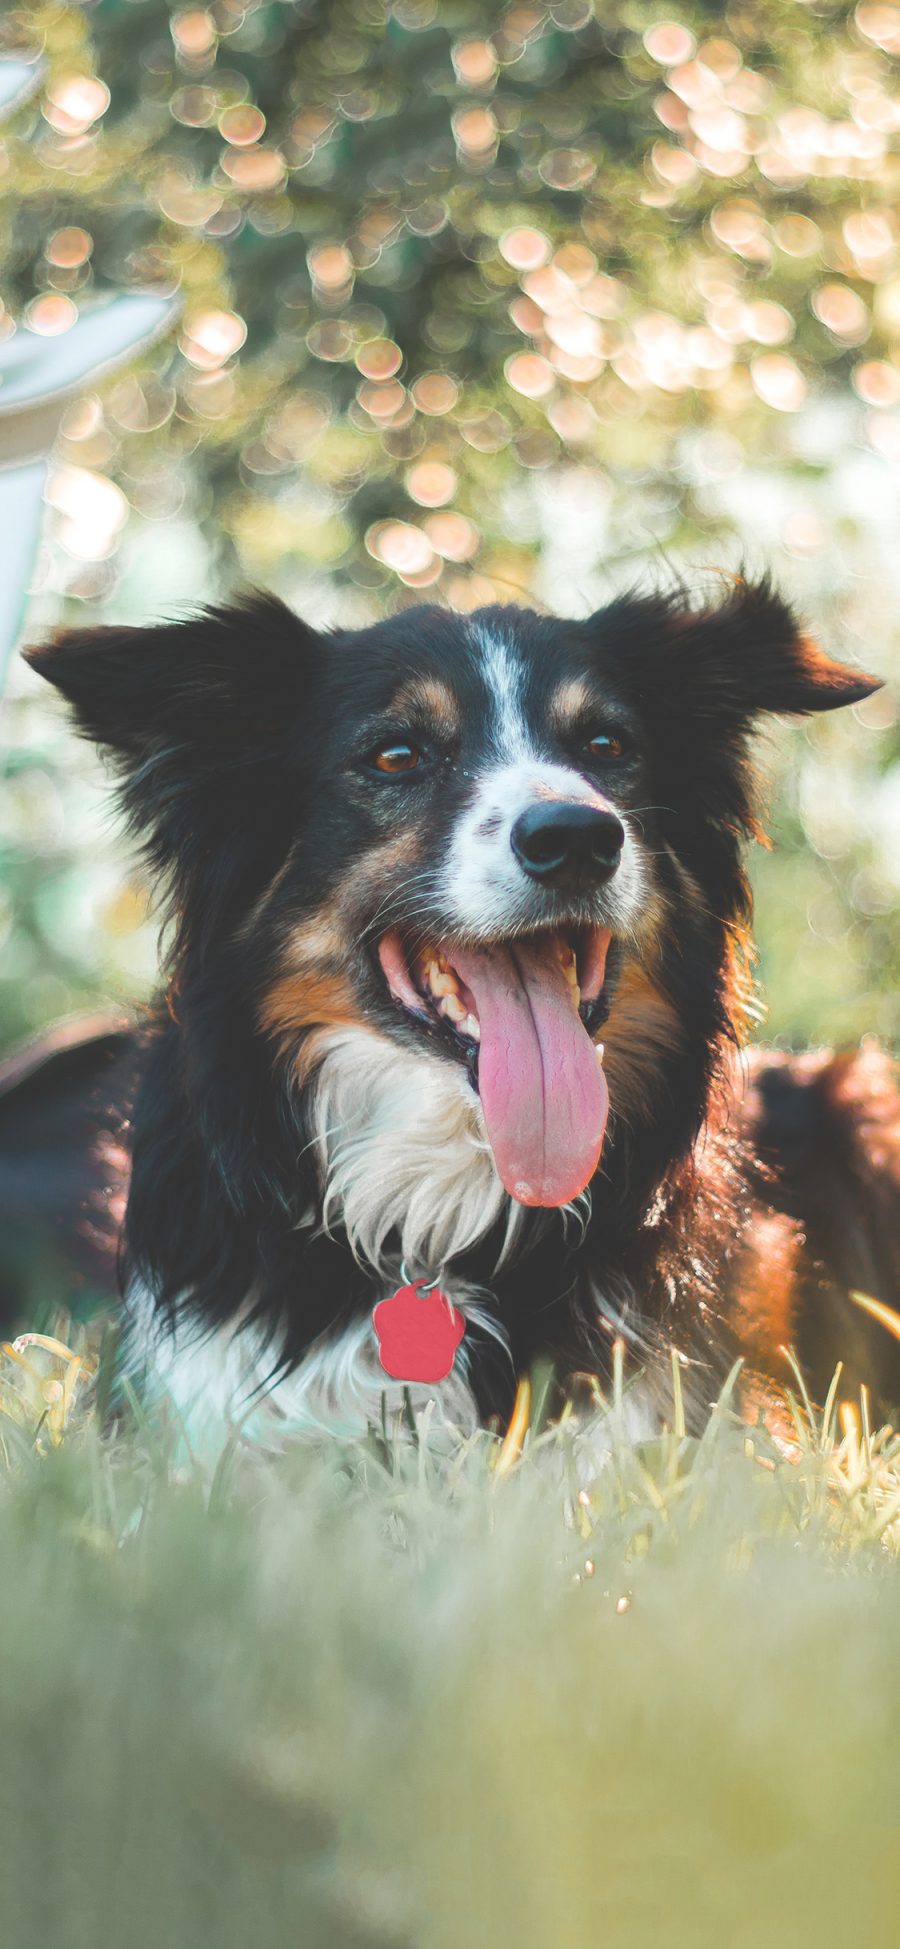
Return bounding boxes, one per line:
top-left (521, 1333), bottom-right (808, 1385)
top-left (511, 801), bottom-right (625, 888)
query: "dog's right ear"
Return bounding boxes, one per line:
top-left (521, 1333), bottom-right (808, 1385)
top-left (24, 592), bottom-right (317, 760)
top-left (24, 592), bottom-right (323, 876)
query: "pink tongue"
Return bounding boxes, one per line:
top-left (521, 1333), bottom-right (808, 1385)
top-left (450, 936), bottom-right (609, 1208)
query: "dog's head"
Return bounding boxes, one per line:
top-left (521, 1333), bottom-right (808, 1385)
top-left (26, 581), bottom-right (879, 1214)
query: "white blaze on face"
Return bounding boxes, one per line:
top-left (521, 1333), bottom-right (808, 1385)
top-left (441, 622), bottom-right (644, 939)
top-left (476, 623), bottom-right (533, 764)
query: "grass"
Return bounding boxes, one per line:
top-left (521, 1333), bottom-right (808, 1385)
top-left (1, 1329), bottom-right (900, 1947)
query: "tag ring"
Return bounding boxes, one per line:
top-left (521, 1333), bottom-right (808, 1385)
top-left (399, 1260), bottom-right (442, 1294)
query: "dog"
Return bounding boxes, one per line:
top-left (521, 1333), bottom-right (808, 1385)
top-left (2, 578), bottom-right (898, 1451)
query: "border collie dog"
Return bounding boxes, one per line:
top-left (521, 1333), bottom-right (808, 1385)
top-left (12, 580), bottom-right (900, 1449)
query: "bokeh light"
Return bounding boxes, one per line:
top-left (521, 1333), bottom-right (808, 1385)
top-left (500, 228), bottom-right (552, 272)
top-left (644, 23), bottom-right (697, 66)
top-left (24, 295), bottom-right (77, 337)
top-left (218, 104), bottom-right (266, 146)
top-left (43, 76), bottom-right (110, 137)
top-left (46, 229), bottom-right (93, 270)
top-left (411, 374), bottom-right (460, 415)
top-left (504, 354), bottom-right (555, 399)
top-left (812, 283), bottom-right (871, 342)
top-left (356, 340), bottom-right (403, 381)
top-left (853, 359), bottom-right (900, 404)
top-left (171, 11), bottom-right (217, 59)
top-left (180, 308), bottom-right (247, 368)
top-left (750, 353), bottom-right (808, 410)
top-left (451, 105), bottom-right (498, 159)
top-left (405, 461), bottom-right (457, 507)
top-left (451, 40), bottom-right (498, 88)
top-left (44, 467), bottom-right (129, 561)
top-left (307, 243), bottom-right (353, 295)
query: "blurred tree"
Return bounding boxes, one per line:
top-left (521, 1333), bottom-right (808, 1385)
top-left (0, 0), bottom-right (897, 1049)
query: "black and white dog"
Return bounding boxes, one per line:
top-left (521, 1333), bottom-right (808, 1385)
top-left (4, 579), bottom-right (899, 1450)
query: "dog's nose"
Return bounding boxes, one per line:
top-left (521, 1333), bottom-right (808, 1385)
top-left (511, 802), bottom-right (625, 888)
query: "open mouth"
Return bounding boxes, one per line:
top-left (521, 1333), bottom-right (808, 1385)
top-left (377, 926), bottom-right (611, 1210)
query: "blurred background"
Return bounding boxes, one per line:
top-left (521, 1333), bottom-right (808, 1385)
top-left (0, 0), bottom-right (898, 1058)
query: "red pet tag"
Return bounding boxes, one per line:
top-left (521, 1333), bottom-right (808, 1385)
top-left (373, 1279), bottom-right (465, 1384)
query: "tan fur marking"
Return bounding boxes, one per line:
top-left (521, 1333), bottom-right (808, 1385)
top-left (258, 831), bottom-right (424, 1069)
top-left (258, 893), bottom-right (354, 1055)
top-left (259, 962), bottom-right (355, 1034)
top-left (389, 676), bottom-right (460, 739)
top-left (549, 677), bottom-right (595, 731)
top-left (279, 914), bottom-right (345, 969)
top-left (337, 830), bottom-right (421, 919)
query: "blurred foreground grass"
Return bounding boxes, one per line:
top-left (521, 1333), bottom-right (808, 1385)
top-left (1, 1330), bottom-right (900, 1946)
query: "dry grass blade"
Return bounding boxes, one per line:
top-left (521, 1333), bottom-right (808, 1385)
top-left (493, 1376), bottom-right (531, 1478)
top-left (0, 1328), bottom-right (97, 1452)
top-left (850, 1289), bottom-right (900, 1343)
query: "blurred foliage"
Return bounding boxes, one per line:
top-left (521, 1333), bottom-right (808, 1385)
top-left (0, 0), bottom-right (898, 1049)
top-left (2, 1351), bottom-right (900, 1943)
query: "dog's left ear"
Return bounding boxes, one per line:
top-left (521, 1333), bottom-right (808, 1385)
top-left (658, 576), bottom-right (881, 724)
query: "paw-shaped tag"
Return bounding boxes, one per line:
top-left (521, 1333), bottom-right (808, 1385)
top-left (373, 1282), bottom-right (465, 1384)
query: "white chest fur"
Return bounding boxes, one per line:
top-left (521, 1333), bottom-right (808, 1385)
top-left (124, 1029), bottom-right (526, 1457)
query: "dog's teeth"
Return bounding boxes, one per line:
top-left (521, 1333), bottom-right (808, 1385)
top-left (431, 969), bottom-right (459, 998)
top-left (595, 1042), bottom-right (605, 1065)
top-left (461, 1013), bottom-right (480, 1042)
top-left (441, 993), bottom-right (466, 1024)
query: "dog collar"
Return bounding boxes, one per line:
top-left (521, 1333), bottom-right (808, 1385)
top-left (373, 1264), bottom-right (465, 1384)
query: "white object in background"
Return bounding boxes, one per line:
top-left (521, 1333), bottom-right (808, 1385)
top-left (0, 292), bottom-right (178, 686)
top-left (0, 57), bottom-right (46, 120)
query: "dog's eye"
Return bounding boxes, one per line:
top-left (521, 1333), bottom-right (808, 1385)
top-left (585, 730), bottom-right (629, 761)
top-left (371, 741), bottom-right (422, 774)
